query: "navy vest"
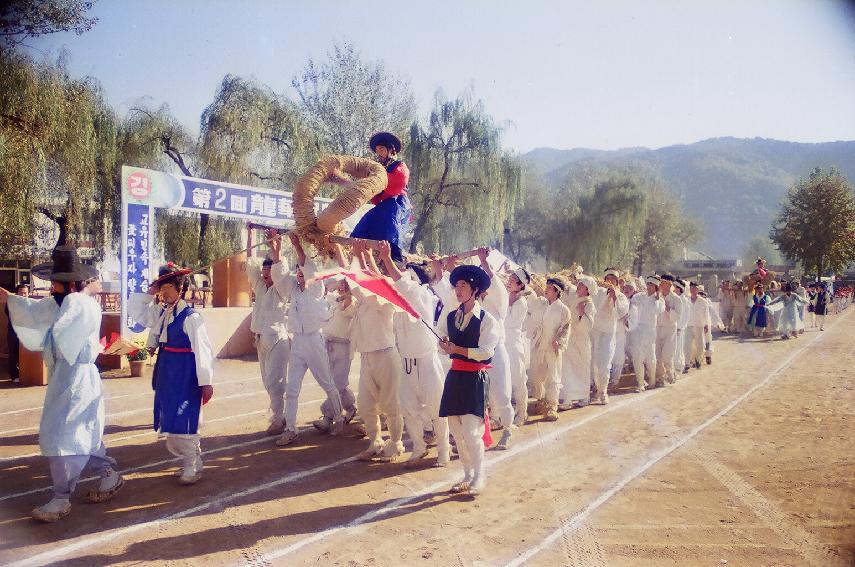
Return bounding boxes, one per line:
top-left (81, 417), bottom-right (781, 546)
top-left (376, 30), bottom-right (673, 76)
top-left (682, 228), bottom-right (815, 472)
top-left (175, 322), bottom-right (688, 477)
top-left (447, 307), bottom-right (492, 365)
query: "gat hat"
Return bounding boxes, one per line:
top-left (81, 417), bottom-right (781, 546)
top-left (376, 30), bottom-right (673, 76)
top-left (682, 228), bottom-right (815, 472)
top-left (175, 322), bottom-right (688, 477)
top-left (645, 275), bottom-right (661, 286)
top-left (674, 279), bottom-right (687, 292)
top-left (369, 131), bottom-right (402, 154)
top-left (31, 246), bottom-right (98, 283)
top-left (603, 267), bottom-right (621, 280)
top-left (449, 264), bottom-right (491, 294)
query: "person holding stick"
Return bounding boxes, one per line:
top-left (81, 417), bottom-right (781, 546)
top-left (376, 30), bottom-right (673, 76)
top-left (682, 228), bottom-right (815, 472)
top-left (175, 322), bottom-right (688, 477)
top-left (376, 240), bottom-right (450, 468)
top-left (246, 227), bottom-right (292, 436)
top-left (437, 264), bottom-right (499, 496)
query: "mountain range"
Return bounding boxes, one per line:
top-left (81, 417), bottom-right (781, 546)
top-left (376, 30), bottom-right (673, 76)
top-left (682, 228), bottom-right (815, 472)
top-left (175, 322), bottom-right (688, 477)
top-left (522, 137), bottom-right (855, 259)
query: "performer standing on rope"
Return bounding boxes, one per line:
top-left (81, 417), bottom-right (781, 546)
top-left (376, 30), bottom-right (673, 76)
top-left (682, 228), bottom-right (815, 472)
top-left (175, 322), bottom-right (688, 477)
top-left (129, 263), bottom-right (215, 486)
top-left (2, 247), bottom-right (124, 522)
top-left (438, 264), bottom-right (499, 496)
top-left (246, 228), bottom-right (291, 436)
top-left (349, 131), bottom-right (412, 263)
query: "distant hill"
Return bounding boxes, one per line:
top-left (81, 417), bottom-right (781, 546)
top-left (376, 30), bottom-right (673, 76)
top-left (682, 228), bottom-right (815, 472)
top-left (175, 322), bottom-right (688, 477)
top-left (522, 137), bottom-right (855, 259)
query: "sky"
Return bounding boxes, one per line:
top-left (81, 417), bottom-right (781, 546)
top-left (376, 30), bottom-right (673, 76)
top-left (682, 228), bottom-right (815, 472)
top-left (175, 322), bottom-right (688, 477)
top-left (22, 0), bottom-right (855, 153)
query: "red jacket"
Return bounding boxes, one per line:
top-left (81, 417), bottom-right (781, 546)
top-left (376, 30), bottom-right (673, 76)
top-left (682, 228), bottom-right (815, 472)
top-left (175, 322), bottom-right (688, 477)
top-left (370, 161), bottom-right (409, 206)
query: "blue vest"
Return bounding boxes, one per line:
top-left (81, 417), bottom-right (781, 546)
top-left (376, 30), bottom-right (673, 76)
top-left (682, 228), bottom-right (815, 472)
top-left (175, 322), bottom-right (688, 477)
top-left (447, 307), bottom-right (492, 365)
top-left (152, 306), bottom-right (202, 434)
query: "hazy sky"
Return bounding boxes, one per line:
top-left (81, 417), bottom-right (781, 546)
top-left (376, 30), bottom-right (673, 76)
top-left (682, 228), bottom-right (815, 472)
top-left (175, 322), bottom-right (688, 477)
top-left (23, 0), bottom-right (855, 153)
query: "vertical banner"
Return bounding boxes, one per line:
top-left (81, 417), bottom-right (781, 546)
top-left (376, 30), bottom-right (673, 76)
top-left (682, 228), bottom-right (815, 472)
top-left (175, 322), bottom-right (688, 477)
top-left (123, 203), bottom-right (153, 333)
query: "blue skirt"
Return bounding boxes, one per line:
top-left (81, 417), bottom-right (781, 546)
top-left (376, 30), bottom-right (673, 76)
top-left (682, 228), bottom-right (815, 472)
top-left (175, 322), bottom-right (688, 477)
top-left (351, 195), bottom-right (411, 261)
top-left (153, 350), bottom-right (202, 434)
top-left (439, 369), bottom-right (488, 418)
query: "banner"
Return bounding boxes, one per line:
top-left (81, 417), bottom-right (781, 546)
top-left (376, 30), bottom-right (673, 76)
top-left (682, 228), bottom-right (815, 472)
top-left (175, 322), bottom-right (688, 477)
top-left (120, 165), bottom-right (361, 335)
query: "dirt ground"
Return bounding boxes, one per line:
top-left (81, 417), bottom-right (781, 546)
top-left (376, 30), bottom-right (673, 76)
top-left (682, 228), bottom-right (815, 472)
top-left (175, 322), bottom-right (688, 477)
top-left (0, 306), bottom-right (852, 567)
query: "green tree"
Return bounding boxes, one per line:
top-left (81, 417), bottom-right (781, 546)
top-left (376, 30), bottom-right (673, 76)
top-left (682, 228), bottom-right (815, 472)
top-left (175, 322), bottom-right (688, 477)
top-left (0, 49), bottom-right (118, 258)
top-left (407, 89), bottom-right (521, 254)
top-left (1, 0), bottom-right (97, 47)
top-left (631, 185), bottom-right (700, 275)
top-left (292, 42), bottom-right (416, 156)
top-left (770, 167), bottom-right (855, 280)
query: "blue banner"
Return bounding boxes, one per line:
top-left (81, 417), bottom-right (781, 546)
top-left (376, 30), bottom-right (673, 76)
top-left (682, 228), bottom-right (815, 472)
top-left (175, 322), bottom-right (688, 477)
top-left (124, 203), bottom-right (153, 333)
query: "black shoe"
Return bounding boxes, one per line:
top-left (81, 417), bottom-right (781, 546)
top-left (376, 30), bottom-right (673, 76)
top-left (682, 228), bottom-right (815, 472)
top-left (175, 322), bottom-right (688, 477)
top-left (705, 356), bottom-right (712, 365)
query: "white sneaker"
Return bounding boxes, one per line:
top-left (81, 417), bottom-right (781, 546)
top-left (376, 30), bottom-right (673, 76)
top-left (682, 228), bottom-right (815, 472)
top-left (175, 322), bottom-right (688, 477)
top-left (381, 440), bottom-right (405, 462)
top-left (513, 414), bottom-right (526, 427)
top-left (275, 429), bottom-right (299, 446)
top-left (404, 450), bottom-right (430, 469)
top-left (178, 469), bottom-right (202, 485)
top-left (31, 498), bottom-right (71, 522)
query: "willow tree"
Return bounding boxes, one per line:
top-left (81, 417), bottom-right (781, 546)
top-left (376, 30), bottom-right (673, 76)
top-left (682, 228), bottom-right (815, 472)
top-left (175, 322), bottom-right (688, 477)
top-left (407, 90), bottom-right (521, 254)
top-left (0, 49), bottom-right (118, 258)
top-left (1, 0), bottom-right (97, 47)
top-left (546, 177), bottom-right (647, 273)
top-left (292, 42), bottom-right (416, 156)
top-left (630, 185), bottom-right (700, 275)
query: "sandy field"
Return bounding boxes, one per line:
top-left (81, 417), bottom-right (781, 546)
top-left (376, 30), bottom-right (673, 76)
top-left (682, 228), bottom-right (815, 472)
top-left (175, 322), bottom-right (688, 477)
top-left (0, 306), bottom-right (852, 567)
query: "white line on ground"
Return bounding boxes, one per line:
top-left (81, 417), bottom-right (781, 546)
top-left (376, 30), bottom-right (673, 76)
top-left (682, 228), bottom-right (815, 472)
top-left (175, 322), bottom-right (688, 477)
top-left (501, 316), bottom-right (841, 567)
top-left (0, 376), bottom-right (259, 418)
top-left (0, 387), bottom-right (270, 437)
top-left (0, 398), bottom-right (323, 501)
top-left (7, 387), bottom-right (661, 567)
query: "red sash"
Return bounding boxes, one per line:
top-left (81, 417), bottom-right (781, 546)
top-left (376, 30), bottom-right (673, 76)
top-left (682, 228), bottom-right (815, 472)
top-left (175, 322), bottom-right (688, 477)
top-left (162, 346), bottom-right (193, 353)
top-left (448, 359), bottom-right (494, 446)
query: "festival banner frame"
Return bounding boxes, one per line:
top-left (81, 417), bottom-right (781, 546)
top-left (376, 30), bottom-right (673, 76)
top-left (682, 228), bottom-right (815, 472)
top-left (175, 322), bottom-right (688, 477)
top-left (120, 165), bottom-right (357, 336)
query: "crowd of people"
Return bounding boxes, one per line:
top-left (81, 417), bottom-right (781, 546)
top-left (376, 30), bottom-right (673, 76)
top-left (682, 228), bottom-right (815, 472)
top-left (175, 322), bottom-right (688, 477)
top-left (3, 132), bottom-right (851, 523)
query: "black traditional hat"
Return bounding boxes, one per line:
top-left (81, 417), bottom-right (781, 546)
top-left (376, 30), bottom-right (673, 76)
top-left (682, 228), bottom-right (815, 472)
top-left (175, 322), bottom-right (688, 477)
top-left (449, 265), bottom-right (490, 294)
top-left (369, 131), bottom-right (402, 154)
top-left (31, 246), bottom-right (98, 283)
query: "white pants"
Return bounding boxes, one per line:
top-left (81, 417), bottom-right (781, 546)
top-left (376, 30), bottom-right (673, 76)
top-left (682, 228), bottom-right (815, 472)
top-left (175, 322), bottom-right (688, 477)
top-left (630, 325), bottom-right (657, 389)
top-left (655, 326), bottom-right (678, 384)
top-left (688, 326), bottom-right (705, 365)
top-left (560, 337), bottom-right (592, 402)
top-left (505, 335), bottom-right (529, 422)
top-left (486, 341), bottom-right (514, 429)
top-left (447, 414), bottom-right (484, 483)
top-left (529, 348), bottom-right (561, 403)
top-left (400, 354), bottom-right (449, 457)
top-left (257, 333), bottom-right (290, 426)
top-left (609, 330), bottom-right (628, 386)
top-left (721, 306), bottom-right (734, 331)
top-left (166, 433), bottom-right (202, 474)
top-left (674, 327), bottom-right (691, 375)
top-left (285, 332), bottom-right (342, 432)
top-left (321, 339), bottom-right (356, 419)
top-left (590, 329), bottom-right (616, 396)
top-left (358, 348), bottom-right (403, 451)
top-left (49, 443), bottom-right (116, 499)
top-left (704, 327), bottom-right (714, 356)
